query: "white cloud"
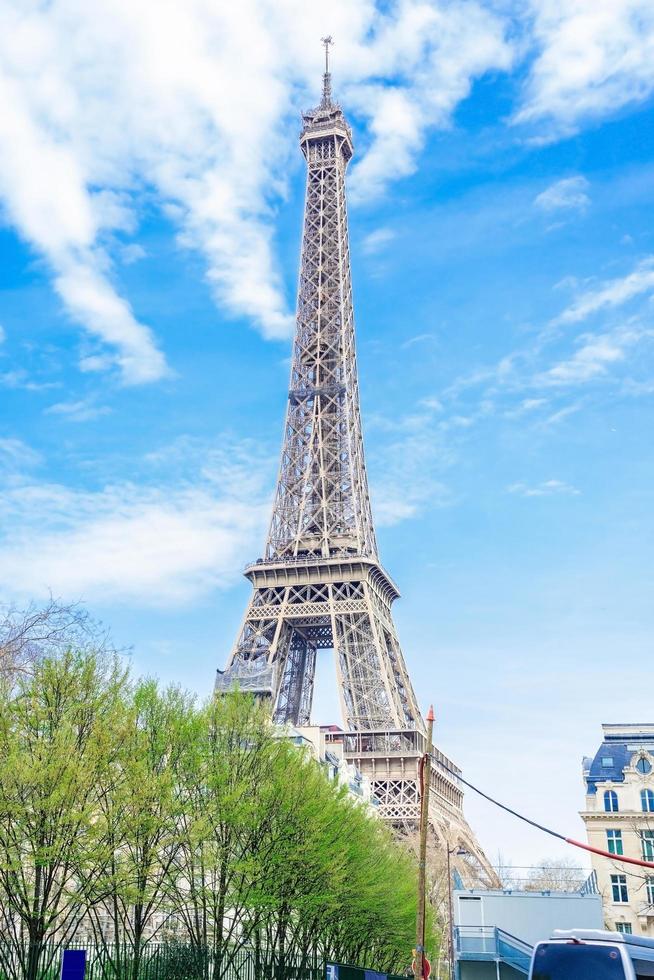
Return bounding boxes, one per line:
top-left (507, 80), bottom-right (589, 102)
top-left (348, 2), bottom-right (514, 200)
top-left (55, 260), bottom-right (168, 383)
top-left (555, 257), bottom-right (654, 324)
top-left (539, 324), bottom-right (651, 386)
top-left (0, 438), bottom-right (270, 605)
top-left (534, 176), bottom-right (589, 212)
top-left (420, 396), bottom-right (444, 411)
top-left (539, 401), bottom-right (583, 426)
top-left (0, 55), bottom-right (166, 385)
top-left (45, 399), bottom-right (111, 422)
top-left (507, 479), bottom-right (580, 497)
top-left (0, 437), bottom-right (42, 470)
top-left (516, 0), bottom-right (654, 136)
top-left (121, 243), bottom-right (147, 264)
top-left (0, 0), bottom-right (513, 378)
top-left (402, 333), bottom-right (437, 349)
top-left (369, 400), bottom-right (455, 525)
top-left (361, 227), bottom-right (395, 254)
top-left (0, 370), bottom-right (60, 392)
top-left (504, 397), bottom-right (547, 418)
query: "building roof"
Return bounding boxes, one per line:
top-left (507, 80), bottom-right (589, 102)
top-left (584, 723), bottom-right (654, 792)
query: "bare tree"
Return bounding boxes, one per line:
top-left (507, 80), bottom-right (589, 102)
top-left (525, 858), bottom-right (586, 892)
top-left (0, 597), bottom-right (115, 682)
top-left (618, 816), bottom-right (654, 912)
top-left (495, 853), bottom-right (522, 890)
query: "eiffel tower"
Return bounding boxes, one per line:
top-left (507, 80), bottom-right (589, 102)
top-left (216, 40), bottom-right (496, 885)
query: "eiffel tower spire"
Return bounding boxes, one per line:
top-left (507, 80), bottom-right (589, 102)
top-left (320, 35), bottom-right (333, 106)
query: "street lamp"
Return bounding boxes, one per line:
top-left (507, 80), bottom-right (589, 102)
top-left (447, 845), bottom-right (469, 980)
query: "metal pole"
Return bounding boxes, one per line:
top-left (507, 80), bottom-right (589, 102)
top-left (447, 846), bottom-right (455, 980)
top-left (415, 705), bottom-right (435, 980)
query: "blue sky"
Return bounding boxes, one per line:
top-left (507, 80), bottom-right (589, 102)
top-left (1, 0), bottom-right (654, 868)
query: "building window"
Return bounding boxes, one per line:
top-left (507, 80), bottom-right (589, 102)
top-left (604, 790), bottom-right (619, 812)
top-left (642, 831), bottom-right (654, 862)
top-left (641, 789), bottom-right (654, 812)
top-left (607, 830), bottom-right (624, 855)
top-left (615, 922), bottom-right (632, 934)
top-left (602, 757), bottom-right (614, 768)
top-left (611, 875), bottom-right (629, 903)
top-left (647, 878), bottom-right (654, 906)
top-left (636, 757), bottom-right (652, 775)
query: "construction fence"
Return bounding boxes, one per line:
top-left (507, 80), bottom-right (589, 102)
top-left (0, 942), bottom-right (411, 980)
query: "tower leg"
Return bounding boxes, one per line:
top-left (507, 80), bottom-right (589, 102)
top-left (274, 628), bottom-right (317, 727)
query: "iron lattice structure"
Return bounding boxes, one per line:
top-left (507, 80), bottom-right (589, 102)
top-left (217, 59), bottom-right (420, 733)
top-left (215, 50), bottom-right (498, 887)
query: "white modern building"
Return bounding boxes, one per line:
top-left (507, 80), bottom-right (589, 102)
top-left (580, 723), bottom-right (654, 937)
top-left (453, 885), bottom-right (602, 978)
top-left (288, 724), bottom-right (378, 810)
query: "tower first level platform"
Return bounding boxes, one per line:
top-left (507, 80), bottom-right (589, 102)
top-left (216, 555), bottom-right (421, 732)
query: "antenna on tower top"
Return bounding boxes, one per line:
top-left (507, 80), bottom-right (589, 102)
top-left (320, 36), bottom-right (333, 106)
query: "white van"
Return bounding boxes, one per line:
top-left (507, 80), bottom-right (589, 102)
top-left (528, 929), bottom-right (654, 979)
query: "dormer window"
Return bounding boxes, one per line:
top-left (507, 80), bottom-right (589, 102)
top-left (636, 757), bottom-right (652, 775)
top-left (602, 757), bottom-right (614, 767)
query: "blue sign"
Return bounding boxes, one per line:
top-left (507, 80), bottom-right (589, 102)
top-left (61, 950), bottom-right (86, 980)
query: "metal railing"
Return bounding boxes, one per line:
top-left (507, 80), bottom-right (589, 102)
top-left (454, 927), bottom-right (532, 975)
top-left (0, 942), bottom-right (412, 980)
top-left (326, 730), bottom-right (462, 779)
top-left (0, 942), bottom-right (325, 980)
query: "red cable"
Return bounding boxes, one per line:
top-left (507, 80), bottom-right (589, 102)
top-left (435, 758), bottom-right (654, 871)
top-left (565, 837), bottom-right (654, 870)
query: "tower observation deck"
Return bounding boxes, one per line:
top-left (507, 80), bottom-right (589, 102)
top-left (215, 40), bottom-right (497, 886)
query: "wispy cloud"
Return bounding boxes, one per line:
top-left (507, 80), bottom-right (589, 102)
top-left (348, 2), bottom-right (514, 200)
top-left (368, 400), bottom-right (455, 526)
top-left (555, 257), bottom-right (654, 325)
top-left (539, 401), bottom-right (584, 426)
top-left (55, 260), bottom-right (168, 383)
top-left (120, 243), bottom-right (147, 265)
top-left (0, 437), bottom-right (42, 470)
top-left (534, 176), bottom-right (589, 212)
top-left (401, 333), bottom-right (438, 350)
top-left (0, 369), bottom-right (61, 392)
top-left (0, 0), bottom-right (514, 383)
top-left (538, 325), bottom-right (652, 386)
top-left (45, 399), bottom-right (111, 422)
top-left (0, 436), bottom-right (270, 605)
top-left (507, 479), bottom-right (580, 498)
top-left (515, 1), bottom-right (654, 137)
top-left (503, 397), bottom-right (547, 418)
top-left (361, 227), bottom-right (395, 255)
top-left (0, 58), bottom-right (167, 384)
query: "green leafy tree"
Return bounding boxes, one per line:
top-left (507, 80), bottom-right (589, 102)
top-left (0, 655), bottom-right (430, 980)
top-left (87, 679), bottom-right (196, 980)
top-left (0, 650), bottom-right (126, 980)
top-left (172, 693), bottom-right (296, 978)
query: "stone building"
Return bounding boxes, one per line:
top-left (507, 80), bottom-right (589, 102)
top-left (290, 724), bottom-right (378, 810)
top-left (581, 723), bottom-right (654, 937)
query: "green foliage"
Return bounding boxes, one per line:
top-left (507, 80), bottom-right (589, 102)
top-left (0, 652), bottom-right (431, 980)
top-left (0, 650), bottom-right (127, 980)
